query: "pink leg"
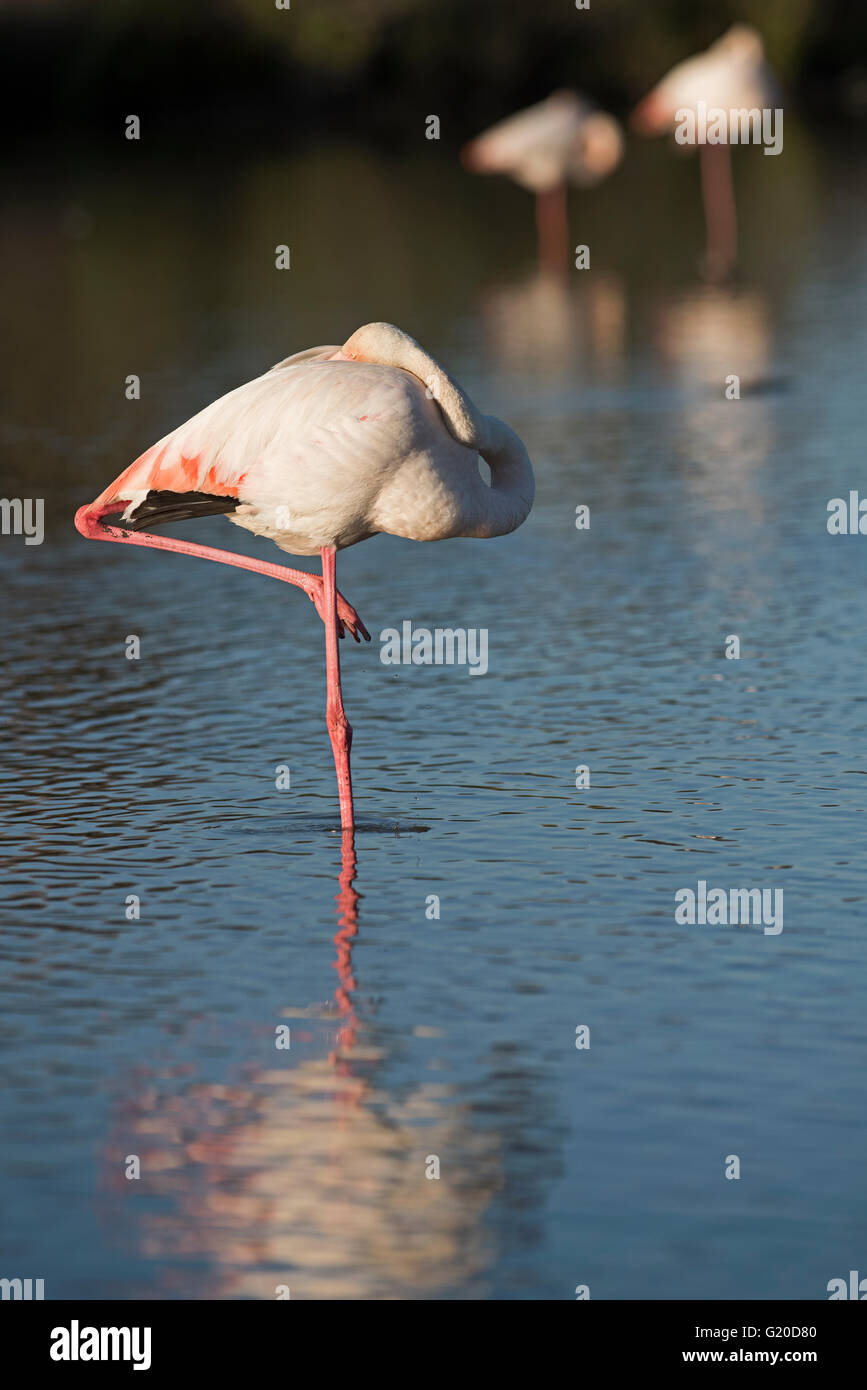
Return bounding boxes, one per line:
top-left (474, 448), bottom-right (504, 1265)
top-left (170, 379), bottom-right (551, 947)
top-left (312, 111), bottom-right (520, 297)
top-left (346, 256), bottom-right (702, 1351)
top-left (535, 183), bottom-right (569, 274)
top-left (75, 501), bottom-right (370, 641)
top-left (321, 546), bottom-right (354, 831)
top-left (699, 142), bottom-right (738, 283)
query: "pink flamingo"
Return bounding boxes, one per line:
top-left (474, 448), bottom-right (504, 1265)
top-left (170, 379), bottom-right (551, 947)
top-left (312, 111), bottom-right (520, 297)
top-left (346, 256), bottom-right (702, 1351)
top-left (462, 90), bottom-right (623, 271)
top-left (75, 322), bottom-right (534, 831)
top-left (632, 25), bottom-right (780, 281)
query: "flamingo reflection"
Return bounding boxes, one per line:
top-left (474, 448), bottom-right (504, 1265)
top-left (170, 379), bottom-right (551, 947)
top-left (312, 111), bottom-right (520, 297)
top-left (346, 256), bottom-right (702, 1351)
top-left (99, 833), bottom-right (501, 1300)
top-left (331, 829), bottom-right (361, 1071)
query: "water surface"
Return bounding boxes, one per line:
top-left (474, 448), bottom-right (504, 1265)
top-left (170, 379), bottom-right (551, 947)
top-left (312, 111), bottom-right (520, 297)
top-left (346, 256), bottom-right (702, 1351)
top-left (1, 131), bottom-right (866, 1299)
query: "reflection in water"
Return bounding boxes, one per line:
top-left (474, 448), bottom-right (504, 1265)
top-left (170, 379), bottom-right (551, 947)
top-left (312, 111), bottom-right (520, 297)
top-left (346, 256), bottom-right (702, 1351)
top-left (101, 834), bottom-right (502, 1300)
top-left (653, 287), bottom-right (776, 594)
top-left (653, 286), bottom-right (772, 391)
top-left (650, 284), bottom-right (778, 611)
top-left (479, 269), bottom-right (626, 381)
top-left (654, 288), bottom-right (776, 519)
top-left (332, 830), bottom-right (361, 1067)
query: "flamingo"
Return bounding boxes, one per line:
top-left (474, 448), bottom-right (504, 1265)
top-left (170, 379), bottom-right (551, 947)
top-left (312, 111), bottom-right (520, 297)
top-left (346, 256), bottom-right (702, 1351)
top-left (632, 25), bottom-right (780, 281)
top-left (75, 322), bottom-right (534, 832)
top-left (462, 90), bottom-right (623, 271)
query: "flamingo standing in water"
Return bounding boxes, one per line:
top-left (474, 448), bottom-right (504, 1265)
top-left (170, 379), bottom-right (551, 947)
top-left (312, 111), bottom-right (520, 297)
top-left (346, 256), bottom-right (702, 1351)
top-left (75, 322), bottom-right (534, 831)
top-left (632, 25), bottom-right (780, 281)
top-left (462, 90), bottom-right (623, 271)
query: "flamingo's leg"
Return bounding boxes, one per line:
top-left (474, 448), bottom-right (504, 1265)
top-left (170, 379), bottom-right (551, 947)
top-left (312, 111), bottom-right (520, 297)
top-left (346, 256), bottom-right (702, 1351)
top-left (535, 183), bottom-right (569, 274)
top-left (699, 142), bottom-right (738, 283)
top-left (321, 545), bottom-right (355, 831)
top-left (74, 500), bottom-right (370, 641)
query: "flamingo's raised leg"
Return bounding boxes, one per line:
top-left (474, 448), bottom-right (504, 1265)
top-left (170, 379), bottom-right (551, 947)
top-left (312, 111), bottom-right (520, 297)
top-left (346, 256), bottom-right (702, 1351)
top-left (74, 501), bottom-right (370, 641)
top-left (321, 545), bottom-right (354, 831)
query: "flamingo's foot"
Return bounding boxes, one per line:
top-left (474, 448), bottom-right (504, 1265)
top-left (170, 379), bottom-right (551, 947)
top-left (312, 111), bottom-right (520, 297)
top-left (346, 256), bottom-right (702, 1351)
top-left (309, 579), bottom-right (370, 643)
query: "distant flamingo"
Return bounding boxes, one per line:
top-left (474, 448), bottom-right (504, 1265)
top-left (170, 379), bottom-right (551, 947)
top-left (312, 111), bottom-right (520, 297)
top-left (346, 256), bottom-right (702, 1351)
top-left (75, 322), bottom-right (534, 831)
top-left (462, 90), bottom-right (623, 271)
top-left (632, 25), bottom-right (780, 281)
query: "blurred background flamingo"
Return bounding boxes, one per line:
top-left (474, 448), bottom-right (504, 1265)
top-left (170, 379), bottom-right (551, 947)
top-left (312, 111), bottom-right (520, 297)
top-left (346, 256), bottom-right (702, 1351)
top-left (632, 25), bottom-right (781, 282)
top-left (462, 90), bottom-right (624, 271)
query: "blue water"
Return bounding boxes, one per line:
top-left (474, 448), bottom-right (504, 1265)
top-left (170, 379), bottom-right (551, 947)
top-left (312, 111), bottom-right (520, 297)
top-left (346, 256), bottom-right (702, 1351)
top-left (1, 132), bottom-right (866, 1299)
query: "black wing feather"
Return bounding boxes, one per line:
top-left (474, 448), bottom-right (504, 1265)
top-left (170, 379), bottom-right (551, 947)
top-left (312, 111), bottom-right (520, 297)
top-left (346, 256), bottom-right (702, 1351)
top-left (120, 490), bottom-right (239, 531)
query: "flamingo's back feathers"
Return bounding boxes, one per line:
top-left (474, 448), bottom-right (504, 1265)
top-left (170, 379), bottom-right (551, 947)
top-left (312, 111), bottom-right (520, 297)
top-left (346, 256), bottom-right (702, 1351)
top-left (83, 323), bottom-right (533, 554)
top-left (268, 345), bottom-right (341, 372)
top-left (462, 91), bottom-right (622, 193)
top-left (341, 323), bottom-right (534, 539)
top-left (633, 24), bottom-right (777, 134)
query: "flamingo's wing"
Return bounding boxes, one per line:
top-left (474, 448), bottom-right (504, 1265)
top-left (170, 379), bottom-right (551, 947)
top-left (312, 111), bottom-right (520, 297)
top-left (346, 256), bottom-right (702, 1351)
top-left (88, 355), bottom-right (413, 539)
top-left (636, 25), bottom-right (773, 129)
top-left (88, 368), bottom-right (298, 523)
top-left (465, 92), bottom-right (588, 191)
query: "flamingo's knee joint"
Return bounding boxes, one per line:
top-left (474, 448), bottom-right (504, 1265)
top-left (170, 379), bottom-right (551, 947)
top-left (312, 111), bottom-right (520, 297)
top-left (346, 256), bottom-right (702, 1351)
top-left (327, 710), bottom-right (352, 748)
